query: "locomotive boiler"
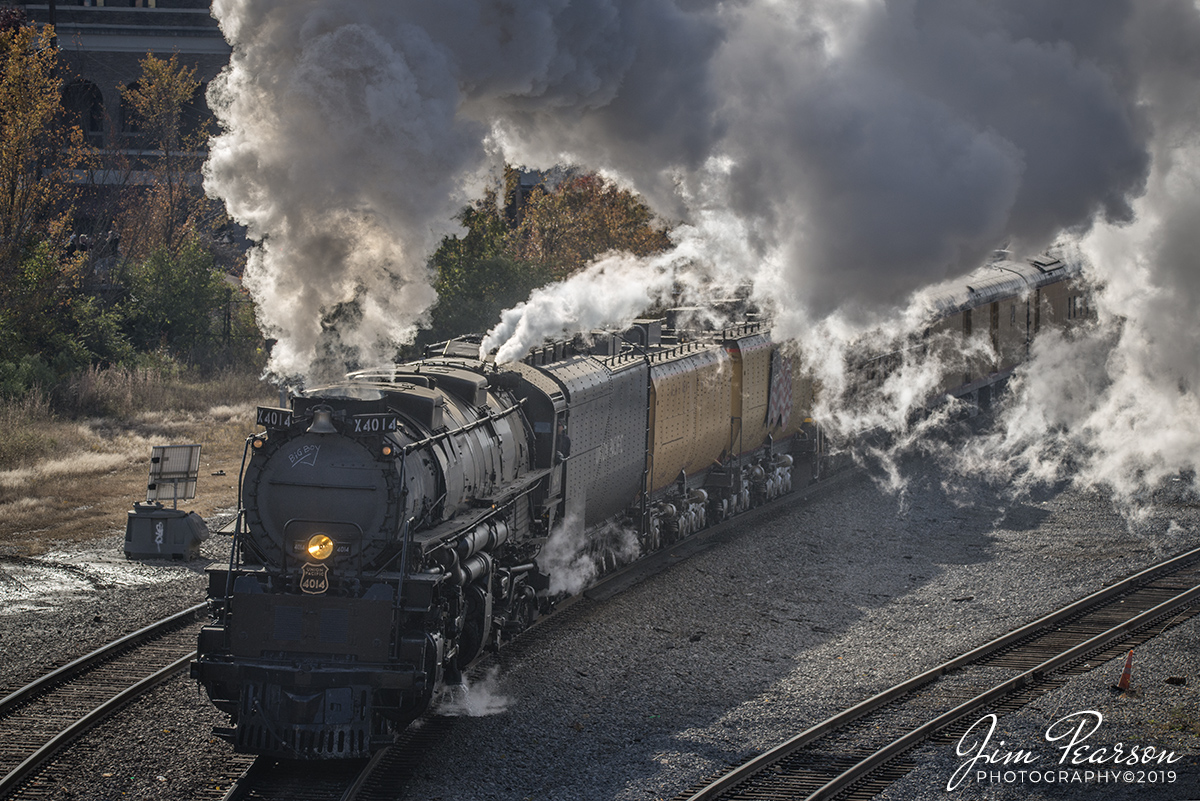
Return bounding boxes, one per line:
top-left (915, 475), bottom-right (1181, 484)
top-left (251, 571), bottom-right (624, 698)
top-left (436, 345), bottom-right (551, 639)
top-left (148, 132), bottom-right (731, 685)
top-left (191, 251), bottom-right (1089, 759)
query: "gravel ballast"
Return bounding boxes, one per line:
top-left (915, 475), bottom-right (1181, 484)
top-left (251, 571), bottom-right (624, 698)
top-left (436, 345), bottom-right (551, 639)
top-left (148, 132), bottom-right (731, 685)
top-left (0, 459), bottom-right (1197, 801)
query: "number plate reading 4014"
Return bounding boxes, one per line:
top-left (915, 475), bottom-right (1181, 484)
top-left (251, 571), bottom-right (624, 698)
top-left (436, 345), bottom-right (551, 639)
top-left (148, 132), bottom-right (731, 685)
top-left (256, 406), bottom-right (293, 430)
top-left (352, 414), bottom-right (399, 435)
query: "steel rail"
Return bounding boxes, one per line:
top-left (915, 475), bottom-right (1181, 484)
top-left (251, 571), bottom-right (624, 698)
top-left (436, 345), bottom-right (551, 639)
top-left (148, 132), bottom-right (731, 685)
top-left (0, 603), bottom-right (207, 798)
top-left (807, 581), bottom-right (1200, 800)
top-left (339, 747), bottom-right (391, 801)
top-left (218, 758), bottom-right (267, 801)
top-left (0, 602), bottom-right (205, 717)
top-left (684, 544), bottom-right (1200, 800)
top-left (0, 653), bottom-right (196, 796)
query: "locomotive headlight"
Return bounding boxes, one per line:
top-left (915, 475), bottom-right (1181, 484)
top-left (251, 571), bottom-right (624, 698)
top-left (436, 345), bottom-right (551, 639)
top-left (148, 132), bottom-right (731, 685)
top-left (307, 534), bottom-right (334, 560)
top-left (381, 444), bottom-right (394, 457)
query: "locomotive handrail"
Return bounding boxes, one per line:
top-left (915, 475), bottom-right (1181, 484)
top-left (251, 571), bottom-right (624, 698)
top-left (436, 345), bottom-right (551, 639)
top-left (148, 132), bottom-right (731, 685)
top-left (368, 470), bottom-right (550, 578)
top-left (400, 399), bottom-right (524, 455)
top-left (224, 434), bottom-right (255, 605)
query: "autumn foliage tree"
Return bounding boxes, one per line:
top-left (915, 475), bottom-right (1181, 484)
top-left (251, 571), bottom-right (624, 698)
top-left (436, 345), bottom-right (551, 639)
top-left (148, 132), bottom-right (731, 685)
top-left (108, 53), bottom-right (252, 367)
top-left (116, 52), bottom-right (218, 258)
top-left (0, 30), bottom-right (256, 394)
top-left (0, 19), bottom-right (123, 390)
top-left (422, 169), bottom-right (672, 345)
top-left (426, 188), bottom-right (551, 346)
top-left (0, 20), bottom-right (82, 278)
top-left (509, 173), bottom-right (672, 280)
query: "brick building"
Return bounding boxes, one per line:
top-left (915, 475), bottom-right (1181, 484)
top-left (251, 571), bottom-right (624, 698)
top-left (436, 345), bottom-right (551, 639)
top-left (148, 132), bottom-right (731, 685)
top-left (20, 1), bottom-right (229, 149)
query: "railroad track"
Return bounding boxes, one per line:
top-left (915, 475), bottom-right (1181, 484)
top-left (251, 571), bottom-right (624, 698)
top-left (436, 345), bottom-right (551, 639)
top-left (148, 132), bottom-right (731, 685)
top-left (0, 603), bottom-right (207, 799)
top-left (209, 474), bottom-right (856, 800)
top-left (674, 545), bottom-right (1200, 801)
top-left (213, 716), bottom-right (457, 801)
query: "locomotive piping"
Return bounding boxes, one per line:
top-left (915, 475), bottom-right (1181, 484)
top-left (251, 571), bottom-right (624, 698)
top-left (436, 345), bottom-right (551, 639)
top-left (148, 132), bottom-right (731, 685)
top-left (223, 434), bottom-right (256, 616)
top-left (399, 400), bottom-right (524, 455)
top-left (393, 451), bottom-right (410, 601)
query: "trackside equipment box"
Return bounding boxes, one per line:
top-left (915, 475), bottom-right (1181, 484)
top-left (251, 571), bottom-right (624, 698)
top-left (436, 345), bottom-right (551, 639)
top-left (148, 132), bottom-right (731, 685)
top-left (125, 503), bottom-right (209, 560)
top-left (124, 444), bottom-right (209, 560)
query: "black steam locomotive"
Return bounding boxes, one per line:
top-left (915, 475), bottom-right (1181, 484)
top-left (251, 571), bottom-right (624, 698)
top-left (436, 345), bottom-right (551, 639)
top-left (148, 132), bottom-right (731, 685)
top-left (191, 253), bottom-right (1087, 759)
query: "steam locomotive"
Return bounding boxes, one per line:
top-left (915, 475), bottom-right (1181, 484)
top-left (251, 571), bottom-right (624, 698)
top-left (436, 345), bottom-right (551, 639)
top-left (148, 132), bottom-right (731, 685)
top-left (191, 252), bottom-right (1087, 759)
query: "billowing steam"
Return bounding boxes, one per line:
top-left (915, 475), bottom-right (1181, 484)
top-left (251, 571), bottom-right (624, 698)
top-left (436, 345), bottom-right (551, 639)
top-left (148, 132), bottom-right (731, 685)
top-left (205, 1), bottom-right (1200, 499)
top-left (435, 666), bottom-right (511, 717)
top-left (539, 513), bottom-right (640, 596)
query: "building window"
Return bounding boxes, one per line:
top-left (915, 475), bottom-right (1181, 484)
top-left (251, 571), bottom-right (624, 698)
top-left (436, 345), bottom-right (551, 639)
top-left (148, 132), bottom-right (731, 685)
top-left (181, 82), bottom-right (218, 145)
top-left (63, 80), bottom-right (106, 147)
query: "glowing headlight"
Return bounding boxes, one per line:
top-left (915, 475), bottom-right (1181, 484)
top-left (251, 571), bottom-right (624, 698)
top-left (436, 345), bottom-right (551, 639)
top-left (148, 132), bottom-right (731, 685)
top-left (307, 534), bottom-right (334, 560)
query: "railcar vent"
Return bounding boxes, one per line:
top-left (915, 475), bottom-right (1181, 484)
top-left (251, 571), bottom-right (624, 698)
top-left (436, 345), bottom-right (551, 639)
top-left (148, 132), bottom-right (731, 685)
top-left (273, 606), bottom-right (303, 641)
top-left (319, 608), bottom-right (350, 644)
top-left (389, 385), bottom-right (446, 430)
top-left (624, 318), bottom-right (662, 347)
top-left (1030, 256), bottom-right (1063, 271)
top-left (421, 366), bottom-right (488, 406)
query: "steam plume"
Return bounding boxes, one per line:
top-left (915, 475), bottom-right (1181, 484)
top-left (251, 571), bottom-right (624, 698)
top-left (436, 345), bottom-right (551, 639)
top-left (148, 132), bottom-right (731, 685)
top-left (540, 512), bottom-right (640, 596)
top-left (949, 1), bottom-right (1200, 504)
top-left (205, 1), bottom-right (1200, 498)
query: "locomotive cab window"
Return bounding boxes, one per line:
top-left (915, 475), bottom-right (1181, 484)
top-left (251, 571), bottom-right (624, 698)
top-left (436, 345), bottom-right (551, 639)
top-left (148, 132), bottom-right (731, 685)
top-left (1068, 294), bottom-right (1088, 320)
top-left (556, 420), bottom-right (571, 459)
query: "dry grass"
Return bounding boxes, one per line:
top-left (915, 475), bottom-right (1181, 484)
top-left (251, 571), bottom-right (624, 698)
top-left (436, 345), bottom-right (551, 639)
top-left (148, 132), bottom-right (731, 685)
top-left (0, 368), bottom-right (275, 556)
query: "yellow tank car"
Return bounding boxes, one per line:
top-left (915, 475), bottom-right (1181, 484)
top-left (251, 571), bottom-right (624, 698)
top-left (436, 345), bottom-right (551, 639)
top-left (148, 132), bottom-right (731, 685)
top-left (646, 343), bottom-right (732, 494)
top-left (722, 325), bottom-right (773, 458)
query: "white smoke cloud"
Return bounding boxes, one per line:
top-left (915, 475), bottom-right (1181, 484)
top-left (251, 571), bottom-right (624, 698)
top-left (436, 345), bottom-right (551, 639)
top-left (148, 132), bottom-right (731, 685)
top-left (435, 665), bottom-right (510, 717)
top-left (539, 512), bottom-right (640, 596)
top-left (205, 1), bottom-right (490, 382)
top-left (480, 211), bottom-right (754, 361)
top-left (946, 0), bottom-right (1200, 504)
top-left (205, 0), bottom-right (1200, 499)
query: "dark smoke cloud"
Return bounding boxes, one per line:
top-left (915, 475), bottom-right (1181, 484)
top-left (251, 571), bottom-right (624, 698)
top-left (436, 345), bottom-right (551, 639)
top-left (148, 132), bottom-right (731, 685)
top-left (206, 0), bottom-right (1162, 362)
top-left (206, 0), bottom-right (724, 379)
top-left (477, 0), bottom-right (1169, 350)
top-left (206, 0), bottom-right (1200, 499)
top-left (712, 0), bottom-right (1151, 321)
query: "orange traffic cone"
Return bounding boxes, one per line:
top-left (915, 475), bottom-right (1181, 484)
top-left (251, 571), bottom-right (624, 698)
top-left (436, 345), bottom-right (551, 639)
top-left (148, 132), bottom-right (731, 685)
top-left (1115, 649), bottom-right (1133, 692)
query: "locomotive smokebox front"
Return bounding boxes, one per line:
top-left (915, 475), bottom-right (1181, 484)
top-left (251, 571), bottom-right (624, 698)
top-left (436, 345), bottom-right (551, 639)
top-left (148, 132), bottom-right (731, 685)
top-left (241, 401), bottom-right (432, 571)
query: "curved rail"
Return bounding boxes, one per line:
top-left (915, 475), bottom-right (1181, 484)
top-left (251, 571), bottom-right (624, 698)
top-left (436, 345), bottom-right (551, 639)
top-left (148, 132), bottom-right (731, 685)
top-left (0, 603), bottom-right (207, 798)
top-left (684, 544), bottom-right (1200, 801)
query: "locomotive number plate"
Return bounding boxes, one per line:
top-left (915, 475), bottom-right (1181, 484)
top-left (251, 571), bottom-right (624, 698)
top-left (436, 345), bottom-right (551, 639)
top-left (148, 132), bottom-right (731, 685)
top-left (351, 414), bottom-right (399, 435)
top-left (256, 406), bottom-right (293, 430)
top-left (300, 563), bottom-right (329, 594)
